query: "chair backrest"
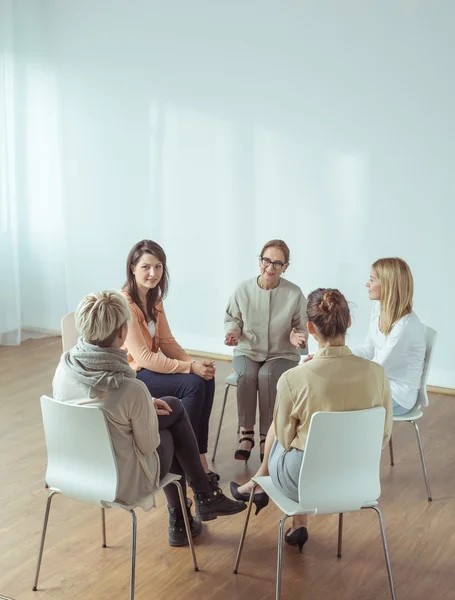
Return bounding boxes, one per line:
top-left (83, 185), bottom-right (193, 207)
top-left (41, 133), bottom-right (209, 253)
top-left (298, 407), bottom-right (385, 514)
top-left (40, 395), bottom-right (118, 505)
top-left (61, 312), bottom-right (78, 352)
top-left (416, 325), bottom-right (437, 410)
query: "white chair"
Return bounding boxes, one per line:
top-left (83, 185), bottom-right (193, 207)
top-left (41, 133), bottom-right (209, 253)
top-left (61, 312), bottom-right (78, 352)
top-left (388, 325), bottom-right (437, 501)
top-left (33, 396), bottom-right (198, 600)
top-left (233, 408), bottom-right (396, 600)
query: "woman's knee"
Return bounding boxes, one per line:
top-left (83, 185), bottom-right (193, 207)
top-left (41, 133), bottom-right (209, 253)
top-left (161, 396), bottom-right (184, 416)
top-left (185, 374), bottom-right (206, 394)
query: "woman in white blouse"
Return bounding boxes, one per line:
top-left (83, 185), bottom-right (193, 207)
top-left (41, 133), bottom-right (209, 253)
top-left (352, 257), bottom-right (426, 416)
top-left (225, 239), bottom-right (308, 462)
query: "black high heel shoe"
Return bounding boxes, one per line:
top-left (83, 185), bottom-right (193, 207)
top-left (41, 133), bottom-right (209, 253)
top-left (259, 434), bottom-right (266, 462)
top-left (230, 481), bottom-right (269, 515)
top-left (285, 527), bottom-right (309, 553)
top-left (234, 430), bottom-right (255, 462)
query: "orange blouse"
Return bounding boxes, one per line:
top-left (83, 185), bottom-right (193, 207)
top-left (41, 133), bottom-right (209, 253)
top-left (122, 291), bottom-right (193, 374)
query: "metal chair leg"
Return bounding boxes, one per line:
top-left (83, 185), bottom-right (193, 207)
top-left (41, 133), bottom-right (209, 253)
top-left (363, 506), bottom-right (396, 600)
top-left (211, 384), bottom-right (231, 462)
top-left (129, 510), bottom-right (137, 600)
top-left (276, 514), bottom-right (291, 600)
top-left (101, 507), bottom-right (107, 547)
top-left (172, 480), bottom-right (199, 572)
top-left (411, 420), bottom-right (432, 501)
top-left (389, 436), bottom-right (395, 466)
top-left (337, 513), bottom-right (343, 558)
top-left (233, 483), bottom-right (258, 574)
top-left (32, 490), bottom-right (59, 591)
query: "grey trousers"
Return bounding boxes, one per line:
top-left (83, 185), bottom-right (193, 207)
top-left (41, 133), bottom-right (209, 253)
top-left (233, 355), bottom-right (298, 434)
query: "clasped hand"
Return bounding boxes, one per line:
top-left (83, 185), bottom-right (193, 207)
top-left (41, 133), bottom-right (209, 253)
top-left (290, 327), bottom-right (306, 349)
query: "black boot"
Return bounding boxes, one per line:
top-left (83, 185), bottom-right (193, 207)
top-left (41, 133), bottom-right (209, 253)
top-left (206, 470), bottom-right (220, 491)
top-left (168, 505), bottom-right (203, 547)
top-left (194, 487), bottom-right (247, 521)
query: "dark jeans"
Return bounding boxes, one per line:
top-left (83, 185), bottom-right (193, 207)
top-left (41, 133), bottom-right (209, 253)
top-left (157, 397), bottom-right (211, 508)
top-left (136, 369), bottom-right (215, 454)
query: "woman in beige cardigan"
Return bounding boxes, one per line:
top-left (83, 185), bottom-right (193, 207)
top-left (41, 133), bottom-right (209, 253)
top-left (225, 239), bottom-right (308, 462)
top-left (53, 291), bottom-right (246, 548)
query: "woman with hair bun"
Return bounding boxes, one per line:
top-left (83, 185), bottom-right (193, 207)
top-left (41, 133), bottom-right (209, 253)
top-left (230, 288), bottom-right (392, 551)
top-left (352, 258), bottom-right (426, 416)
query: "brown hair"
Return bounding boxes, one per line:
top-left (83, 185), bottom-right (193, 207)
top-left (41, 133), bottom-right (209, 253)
top-left (306, 288), bottom-right (350, 339)
top-left (260, 239), bottom-right (290, 263)
top-left (372, 257), bottom-right (413, 335)
top-left (124, 240), bottom-right (169, 321)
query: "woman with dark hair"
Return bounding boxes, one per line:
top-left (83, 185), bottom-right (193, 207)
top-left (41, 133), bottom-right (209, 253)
top-left (122, 240), bottom-right (217, 474)
top-left (230, 288), bottom-right (393, 551)
top-left (224, 239), bottom-right (308, 462)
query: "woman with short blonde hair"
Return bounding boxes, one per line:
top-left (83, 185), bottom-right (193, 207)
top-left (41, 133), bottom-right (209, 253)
top-left (53, 290), bottom-right (246, 547)
top-left (353, 257), bottom-right (426, 415)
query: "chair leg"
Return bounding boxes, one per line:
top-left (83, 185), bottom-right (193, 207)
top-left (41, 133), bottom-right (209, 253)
top-left (32, 490), bottom-right (59, 591)
top-left (276, 514), bottom-right (291, 600)
top-left (101, 507), bottom-right (107, 547)
top-left (233, 483), bottom-right (258, 574)
top-left (389, 436), bottom-right (395, 466)
top-left (337, 513), bottom-right (343, 558)
top-left (363, 506), bottom-right (396, 600)
top-left (211, 384), bottom-right (230, 462)
top-left (172, 480), bottom-right (199, 572)
top-left (129, 510), bottom-right (137, 600)
top-left (410, 420), bottom-right (432, 501)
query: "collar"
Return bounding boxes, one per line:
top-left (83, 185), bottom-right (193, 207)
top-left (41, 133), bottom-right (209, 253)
top-left (314, 346), bottom-right (352, 358)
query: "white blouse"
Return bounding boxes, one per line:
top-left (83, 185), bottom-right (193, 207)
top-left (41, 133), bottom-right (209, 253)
top-left (148, 321), bottom-right (156, 338)
top-left (352, 303), bottom-right (425, 410)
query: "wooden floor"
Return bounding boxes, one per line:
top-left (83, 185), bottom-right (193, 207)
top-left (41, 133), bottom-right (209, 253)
top-left (1, 338), bottom-right (455, 600)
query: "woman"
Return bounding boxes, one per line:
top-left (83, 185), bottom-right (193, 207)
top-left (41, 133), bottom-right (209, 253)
top-left (122, 240), bottom-right (216, 474)
top-left (230, 288), bottom-right (393, 551)
top-left (52, 291), bottom-right (246, 547)
top-left (225, 239), bottom-right (307, 462)
top-left (352, 257), bottom-right (426, 416)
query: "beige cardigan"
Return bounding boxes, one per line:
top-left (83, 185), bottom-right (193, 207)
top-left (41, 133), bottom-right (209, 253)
top-left (225, 277), bottom-right (308, 362)
top-left (274, 346), bottom-right (393, 451)
top-left (53, 363), bottom-right (160, 510)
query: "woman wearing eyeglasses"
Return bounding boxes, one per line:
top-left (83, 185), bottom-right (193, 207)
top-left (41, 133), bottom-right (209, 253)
top-left (225, 239), bottom-right (308, 462)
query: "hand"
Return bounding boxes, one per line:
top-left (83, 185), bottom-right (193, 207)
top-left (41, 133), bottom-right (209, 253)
top-left (224, 332), bottom-right (239, 346)
top-left (191, 360), bottom-right (216, 380)
top-left (290, 327), bottom-right (306, 349)
top-left (153, 398), bottom-right (173, 416)
top-left (302, 354), bottom-right (314, 364)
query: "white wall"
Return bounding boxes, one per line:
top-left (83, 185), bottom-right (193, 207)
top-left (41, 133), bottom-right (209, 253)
top-left (6, 0), bottom-right (455, 387)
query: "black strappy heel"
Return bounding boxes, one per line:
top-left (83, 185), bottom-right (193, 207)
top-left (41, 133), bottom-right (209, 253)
top-left (285, 527), bottom-right (309, 553)
top-left (230, 481), bottom-right (270, 516)
top-left (259, 433), bottom-right (267, 462)
top-left (234, 430), bottom-right (255, 462)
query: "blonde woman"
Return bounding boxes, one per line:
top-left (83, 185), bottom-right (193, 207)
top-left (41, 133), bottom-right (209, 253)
top-left (53, 291), bottom-right (246, 548)
top-left (352, 257), bottom-right (426, 416)
top-left (225, 239), bottom-right (307, 462)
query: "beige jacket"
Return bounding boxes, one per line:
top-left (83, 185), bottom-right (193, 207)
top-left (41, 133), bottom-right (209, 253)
top-left (225, 277), bottom-right (308, 362)
top-left (53, 363), bottom-right (160, 510)
top-left (274, 346), bottom-right (393, 451)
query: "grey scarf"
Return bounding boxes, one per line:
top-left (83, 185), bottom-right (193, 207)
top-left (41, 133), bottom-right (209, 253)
top-left (62, 338), bottom-right (136, 393)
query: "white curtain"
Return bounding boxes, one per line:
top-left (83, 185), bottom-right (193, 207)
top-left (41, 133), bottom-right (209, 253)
top-left (0, 0), bottom-right (21, 345)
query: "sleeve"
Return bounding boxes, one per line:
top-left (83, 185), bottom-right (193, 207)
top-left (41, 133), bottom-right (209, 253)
top-left (381, 371), bottom-right (393, 448)
top-left (351, 307), bottom-right (377, 360)
top-left (224, 288), bottom-right (243, 336)
top-left (125, 302), bottom-right (192, 374)
top-left (291, 290), bottom-right (308, 342)
top-left (273, 374), bottom-right (300, 451)
top-left (129, 384), bottom-right (160, 456)
top-left (157, 304), bottom-right (193, 363)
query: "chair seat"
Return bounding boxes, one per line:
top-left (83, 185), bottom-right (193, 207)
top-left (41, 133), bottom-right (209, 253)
top-left (253, 476), bottom-right (378, 517)
top-left (102, 472), bottom-right (181, 511)
top-left (393, 407), bottom-right (423, 422)
top-left (225, 371), bottom-right (239, 386)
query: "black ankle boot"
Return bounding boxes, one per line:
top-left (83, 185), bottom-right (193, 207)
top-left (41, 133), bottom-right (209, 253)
top-left (168, 506), bottom-right (203, 547)
top-left (194, 488), bottom-right (247, 521)
top-left (206, 470), bottom-right (220, 491)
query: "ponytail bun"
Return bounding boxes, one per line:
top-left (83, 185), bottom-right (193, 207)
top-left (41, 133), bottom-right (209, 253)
top-left (319, 290), bottom-right (344, 314)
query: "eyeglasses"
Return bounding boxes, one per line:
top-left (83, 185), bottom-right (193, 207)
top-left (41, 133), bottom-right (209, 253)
top-left (260, 257), bottom-right (288, 270)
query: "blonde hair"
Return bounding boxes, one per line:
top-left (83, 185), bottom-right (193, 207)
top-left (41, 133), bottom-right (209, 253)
top-left (75, 291), bottom-right (130, 347)
top-left (373, 257), bottom-right (414, 335)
